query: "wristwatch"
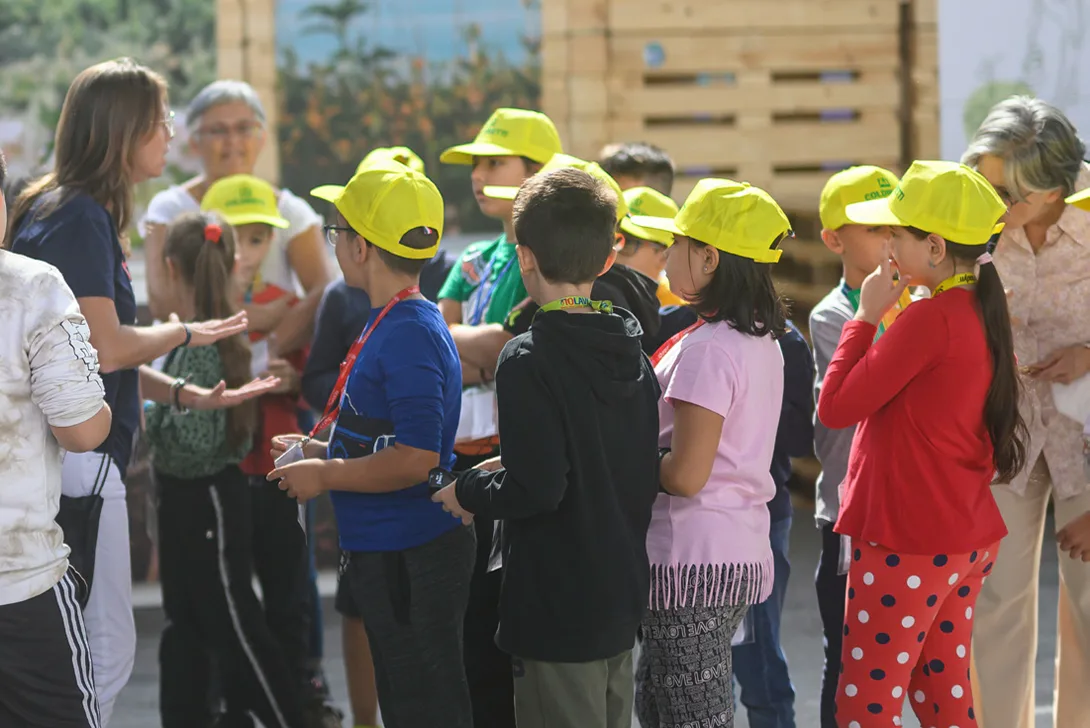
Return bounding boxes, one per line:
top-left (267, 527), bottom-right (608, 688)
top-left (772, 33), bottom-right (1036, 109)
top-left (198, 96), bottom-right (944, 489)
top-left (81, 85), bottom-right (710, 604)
top-left (428, 467), bottom-right (457, 495)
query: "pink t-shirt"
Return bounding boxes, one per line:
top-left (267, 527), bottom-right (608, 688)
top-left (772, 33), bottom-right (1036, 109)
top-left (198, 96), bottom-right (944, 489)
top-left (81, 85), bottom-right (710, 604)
top-left (647, 320), bottom-right (781, 608)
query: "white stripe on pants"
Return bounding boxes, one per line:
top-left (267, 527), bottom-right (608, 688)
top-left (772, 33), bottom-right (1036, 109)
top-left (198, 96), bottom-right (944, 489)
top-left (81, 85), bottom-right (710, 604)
top-left (61, 452), bottom-right (136, 726)
top-left (54, 571), bottom-right (103, 728)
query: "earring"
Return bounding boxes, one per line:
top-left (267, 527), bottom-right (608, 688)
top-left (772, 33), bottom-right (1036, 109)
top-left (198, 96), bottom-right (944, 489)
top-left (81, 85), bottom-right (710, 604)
top-left (928, 260), bottom-right (936, 268)
top-left (703, 266), bottom-right (710, 273)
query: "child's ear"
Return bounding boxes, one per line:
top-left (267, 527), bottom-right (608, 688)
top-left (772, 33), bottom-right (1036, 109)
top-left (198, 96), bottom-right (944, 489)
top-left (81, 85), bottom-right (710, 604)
top-left (352, 234), bottom-right (368, 264)
top-left (598, 248), bottom-right (618, 277)
top-left (515, 243), bottom-right (536, 275)
top-left (820, 228), bottom-right (844, 254)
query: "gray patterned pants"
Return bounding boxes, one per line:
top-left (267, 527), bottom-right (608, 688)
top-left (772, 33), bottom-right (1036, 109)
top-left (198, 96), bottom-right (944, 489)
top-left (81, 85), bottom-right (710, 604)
top-left (635, 601), bottom-right (750, 728)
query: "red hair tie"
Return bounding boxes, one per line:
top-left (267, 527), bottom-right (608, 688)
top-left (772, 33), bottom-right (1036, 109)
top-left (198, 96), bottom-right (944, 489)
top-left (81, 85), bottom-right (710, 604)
top-left (204, 223), bottom-right (222, 244)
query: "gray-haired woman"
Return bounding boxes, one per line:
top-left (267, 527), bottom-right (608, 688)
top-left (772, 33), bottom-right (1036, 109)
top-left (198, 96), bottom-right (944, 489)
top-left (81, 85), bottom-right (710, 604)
top-left (142, 80), bottom-right (331, 352)
top-left (964, 96), bottom-right (1090, 728)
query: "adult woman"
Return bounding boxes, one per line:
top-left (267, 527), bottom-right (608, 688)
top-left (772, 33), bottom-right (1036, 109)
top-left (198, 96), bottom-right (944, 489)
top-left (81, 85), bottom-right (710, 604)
top-left (964, 96), bottom-right (1090, 728)
top-left (142, 80), bottom-right (331, 354)
top-left (7, 58), bottom-right (276, 724)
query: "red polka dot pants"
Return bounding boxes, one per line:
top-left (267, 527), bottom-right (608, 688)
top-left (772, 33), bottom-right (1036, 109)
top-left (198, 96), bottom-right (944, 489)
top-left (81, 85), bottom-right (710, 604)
top-left (836, 539), bottom-right (999, 727)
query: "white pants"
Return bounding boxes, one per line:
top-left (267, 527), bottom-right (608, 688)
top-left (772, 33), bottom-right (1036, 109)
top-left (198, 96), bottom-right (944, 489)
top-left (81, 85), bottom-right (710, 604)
top-left (61, 451), bottom-right (136, 726)
top-left (972, 457), bottom-right (1090, 728)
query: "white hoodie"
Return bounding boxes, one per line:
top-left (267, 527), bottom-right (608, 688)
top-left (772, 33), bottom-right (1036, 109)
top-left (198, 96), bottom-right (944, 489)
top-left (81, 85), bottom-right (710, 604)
top-left (0, 250), bottom-right (105, 605)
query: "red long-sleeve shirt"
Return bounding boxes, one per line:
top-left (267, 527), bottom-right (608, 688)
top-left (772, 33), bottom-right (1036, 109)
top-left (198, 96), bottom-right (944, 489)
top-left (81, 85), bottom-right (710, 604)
top-left (818, 287), bottom-right (1008, 554)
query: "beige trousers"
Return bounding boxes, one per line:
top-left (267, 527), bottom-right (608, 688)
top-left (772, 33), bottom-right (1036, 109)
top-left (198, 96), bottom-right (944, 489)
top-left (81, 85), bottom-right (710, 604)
top-left (972, 458), bottom-right (1090, 728)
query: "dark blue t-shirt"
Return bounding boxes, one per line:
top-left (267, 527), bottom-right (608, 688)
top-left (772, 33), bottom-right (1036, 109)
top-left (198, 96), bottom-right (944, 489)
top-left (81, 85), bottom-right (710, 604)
top-left (11, 191), bottom-right (140, 475)
top-left (328, 298), bottom-right (463, 552)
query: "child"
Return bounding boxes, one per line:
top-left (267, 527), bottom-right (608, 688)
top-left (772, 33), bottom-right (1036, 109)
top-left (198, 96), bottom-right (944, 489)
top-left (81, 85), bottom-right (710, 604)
top-left (817, 160), bottom-right (1027, 726)
top-left (598, 141), bottom-right (675, 196)
top-left (0, 148), bottom-right (112, 728)
top-left (145, 211), bottom-right (307, 728)
top-left (200, 175), bottom-right (320, 725)
top-left (269, 160), bottom-right (473, 728)
top-left (809, 164), bottom-right (901, 728)
top-left (432, 166), bottom-right (660, 728)
top-left (299, 147), bottom-right (452, 728)
top-left (628, 178), bottom-right (790, 728)
top-left (438, 107), bottom-right (562, 728)
top-left (485, 153), bottom-right (663, 353)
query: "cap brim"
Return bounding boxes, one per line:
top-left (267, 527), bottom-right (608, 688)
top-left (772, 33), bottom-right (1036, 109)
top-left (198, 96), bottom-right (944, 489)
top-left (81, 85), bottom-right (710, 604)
top-left (628, 215), bottom-right (682, 236)
top-left (1067, 189), bottom-right (1090, 210)
top-left (482, 185), bottom-right (519, 200)
top-left (440, 142), bottom-right (527, 165)
top-left (310, 185), bottom-right (345, 204)
top-left (843, 198), bottom-right (908, 226)
top-left (993, 222), bottom-right (1006, 234)
top-left (221, 214), bottom-right (290, 229)
top-left (619, 217), bottom-right (674, 246)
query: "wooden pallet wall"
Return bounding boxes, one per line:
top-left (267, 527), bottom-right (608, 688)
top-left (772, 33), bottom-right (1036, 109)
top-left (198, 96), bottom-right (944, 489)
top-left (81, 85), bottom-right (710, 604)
top-left (216, 0), bottom-right (280, 184)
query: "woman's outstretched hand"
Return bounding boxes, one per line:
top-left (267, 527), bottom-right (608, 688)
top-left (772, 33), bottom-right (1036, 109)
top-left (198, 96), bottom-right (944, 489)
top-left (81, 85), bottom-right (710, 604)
top-left (183, 311), bottom-right (250, 347)
top-left (186, 376), bottom-right (281, 410)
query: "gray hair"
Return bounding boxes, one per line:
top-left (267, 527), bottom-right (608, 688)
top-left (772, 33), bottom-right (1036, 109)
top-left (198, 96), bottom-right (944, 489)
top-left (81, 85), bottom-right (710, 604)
top-left (962, 96), bottom-right (1085, 200)
top-left (185, 80), bottom-right (266, 133)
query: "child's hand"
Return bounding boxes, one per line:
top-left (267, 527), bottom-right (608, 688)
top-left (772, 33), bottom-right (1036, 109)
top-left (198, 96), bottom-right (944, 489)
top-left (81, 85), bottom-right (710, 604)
top-left (245, 298), bottom-right (293, 336)
top-left (270, 434), bottom-right (306, 456)
top-left (1030, 345), bottom-right (1090, 384)
top-left (263, 358), bottom-right (301, 395)
top-left (432, 483), bottom-right (474, 525)
top-left (1058, 511), bottom-right (1090, 561)
top-left (267, 459), bottom-right (328, 503)
top-left (475, 456), bottom-right (503, 472)
top-left (857, 245), bottom-right (911, 326)
top-left (186, 376), bottom-right (281, 410)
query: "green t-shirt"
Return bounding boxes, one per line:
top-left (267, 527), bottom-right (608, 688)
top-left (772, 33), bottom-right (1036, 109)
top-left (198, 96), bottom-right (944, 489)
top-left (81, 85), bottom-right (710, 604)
top-left (145, 345), bottom-right (251, 479)
top-left (438, 234), bottom-right (527, 325)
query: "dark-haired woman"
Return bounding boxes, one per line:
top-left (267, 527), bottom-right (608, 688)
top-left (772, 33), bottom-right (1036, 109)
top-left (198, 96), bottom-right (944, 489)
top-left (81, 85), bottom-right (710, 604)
top-left (962, 96), bottom-right (1090, 728)
top-left (628, 179), bottom-right (790, 728)
top-left (817, 160), bottom-right (1028, 727)
top-left (7, 58), bottom-right (276, 723)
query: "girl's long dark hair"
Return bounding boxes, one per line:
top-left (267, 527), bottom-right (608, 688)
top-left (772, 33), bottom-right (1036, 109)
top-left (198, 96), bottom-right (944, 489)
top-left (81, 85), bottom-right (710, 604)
top-left (908, 228), bottom-right (1028, 481)
top-left (164, 212), bottom-right (255, 450)
top-left (687, 238), bottom-right (788, 338)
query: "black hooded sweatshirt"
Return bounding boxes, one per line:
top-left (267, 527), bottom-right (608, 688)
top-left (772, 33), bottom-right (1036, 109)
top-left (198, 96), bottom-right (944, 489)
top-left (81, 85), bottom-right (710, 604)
top-left (456, 306), bottom-right (661, 663)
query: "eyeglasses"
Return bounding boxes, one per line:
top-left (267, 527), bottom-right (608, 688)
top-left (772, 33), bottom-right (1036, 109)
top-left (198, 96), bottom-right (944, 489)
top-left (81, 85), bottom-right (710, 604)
top-left (196, 121), bottom-right (264, 141)
top-left (324, 225), bottom-right (353, 246)
top-left (161, 110), bottom-right (176, 140)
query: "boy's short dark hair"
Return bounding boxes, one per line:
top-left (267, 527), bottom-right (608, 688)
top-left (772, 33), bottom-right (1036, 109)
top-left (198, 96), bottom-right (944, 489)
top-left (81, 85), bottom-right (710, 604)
top-left (369, 227), bottom-right (438, 276)
top-left (513, 168), bottom-right (617, 285)
top-left (598, 142), bottom-right (674, 196)
top-left (0, 150), bottom-right (7, 192)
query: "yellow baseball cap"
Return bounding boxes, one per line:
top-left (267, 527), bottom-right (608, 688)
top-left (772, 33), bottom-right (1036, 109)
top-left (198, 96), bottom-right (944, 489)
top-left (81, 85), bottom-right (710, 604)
top-left (440, 108), bottom-right (562, 165)
top-left (310, 161), bottom-right (444, 260)
top-left (619, 187), bottom-right (680, 246)
top-left (631, 179), bottom-right (791, 264)
top-left (1065, 187), bottom-right (1090, 210)
top-left (845, 161), bottom-right (1005, 246)
top-left (820, 165), bottom-right (901, 230)
top-left (200, 174), bottom-right (289, 229)
top-left (359, 146), bottom-right (425, 175)
top-left (483, 153), bottom-right (629, 222)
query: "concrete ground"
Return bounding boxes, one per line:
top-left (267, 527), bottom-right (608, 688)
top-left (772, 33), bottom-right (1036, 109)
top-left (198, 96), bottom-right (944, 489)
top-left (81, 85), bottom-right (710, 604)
top-left (111, 507), bottom-right (1060, 727)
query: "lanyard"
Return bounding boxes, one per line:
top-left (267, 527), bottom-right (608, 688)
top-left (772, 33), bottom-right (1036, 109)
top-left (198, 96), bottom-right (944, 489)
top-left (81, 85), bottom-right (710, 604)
top-left (536, 296), bottom-right (613, 314)
top-left (650, 319), bottom-right (705, 367)
top-left (933, 272), bottom-right (977, 296)
top-left (467, 254), bottom-right (517, 325)
top-left (311, 285), bottom-right (420, 436)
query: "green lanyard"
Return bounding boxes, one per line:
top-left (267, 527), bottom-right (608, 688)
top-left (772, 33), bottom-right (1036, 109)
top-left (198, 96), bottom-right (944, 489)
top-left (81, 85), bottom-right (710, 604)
top-left (537, 296), bottom-right (613, 314)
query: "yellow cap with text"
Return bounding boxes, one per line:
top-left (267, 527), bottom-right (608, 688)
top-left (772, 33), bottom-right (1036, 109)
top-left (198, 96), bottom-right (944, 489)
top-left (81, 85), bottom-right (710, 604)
top-left (631, 178), bottom-right (791, 263)
top-left (820, 165), bottom-right (901, 231)
top-left (310, 161), bottom-right (444, 260)
top-left (440, 108), bottom-right (562, 165)
top-left (359, 146), bottom-right (426, 175)
top-left (483, 153), bottom-right (629, 222)
top-left (201, 174), bottom-right (289, 229)
top-left (619, 187), bottom-right (680, 247)
top-left (845, 160), bottom-right (1005, 246)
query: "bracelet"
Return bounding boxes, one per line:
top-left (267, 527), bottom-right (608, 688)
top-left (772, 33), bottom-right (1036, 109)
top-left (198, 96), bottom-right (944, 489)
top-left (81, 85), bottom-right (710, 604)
top-left (180, 324), bottom-right (192, 348)
top-left (170, 376), bottom-right (191, 415)
top-left (657, 447), bottom-right (672, 495)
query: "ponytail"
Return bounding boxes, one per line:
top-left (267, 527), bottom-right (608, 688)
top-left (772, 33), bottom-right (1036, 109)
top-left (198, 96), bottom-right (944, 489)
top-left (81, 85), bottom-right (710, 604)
top-left (974, 258), bottom-right (1028, 482)
top-left (164, 213), bottom-right (256, 450)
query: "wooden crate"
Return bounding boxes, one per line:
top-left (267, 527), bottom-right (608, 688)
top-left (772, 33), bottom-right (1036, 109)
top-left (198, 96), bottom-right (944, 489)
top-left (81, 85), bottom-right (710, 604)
top-left (216, 0), bottom-right (280, 183)
top-left (908, 0), bottom-right (940, 159)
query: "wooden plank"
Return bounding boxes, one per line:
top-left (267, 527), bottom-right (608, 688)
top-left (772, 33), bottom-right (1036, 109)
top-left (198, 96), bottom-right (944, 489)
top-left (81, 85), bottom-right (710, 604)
top-left (567, 74), bottom-right (611, 117)
top-left (911, 0), bottom-right (938, 25)
top-left (607, 0), bottom-right (901, 33)
top-left (911, 108), bottom-right (941, 159)
top-left (541, 33), bottom-right (570, 76)
top-left (569, 0), bottom-right (609, 32)
top-left (609, 32), bottom-right (901, 74)
top-left (569, 32), bottom-right (609, 74)
top-left (540, 0), bottom-right (569, 35)
top-left (566, 117), bottom-right (611, 160)
top-left (614, 111), bottom-right (901, 168)
top-left (541, 74), bottom-right (571, 121)
top-left (608, 70), bottom-right (902, 116)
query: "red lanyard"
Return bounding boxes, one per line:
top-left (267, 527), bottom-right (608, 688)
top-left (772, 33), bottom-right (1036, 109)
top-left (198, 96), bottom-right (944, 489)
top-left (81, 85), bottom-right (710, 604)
top-left (311, 285), bottom-right (420, 436)
top-left (650, 319), bottom-right (705, 367)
